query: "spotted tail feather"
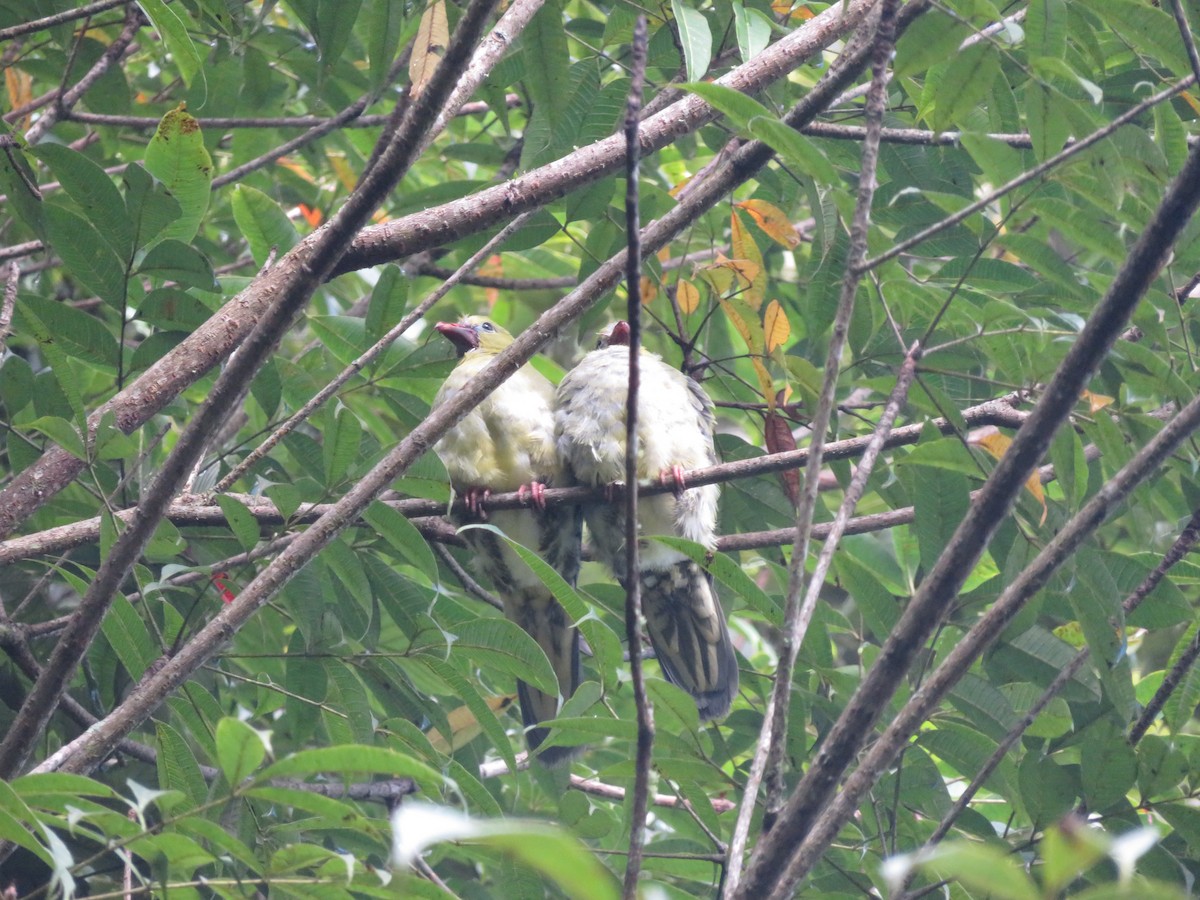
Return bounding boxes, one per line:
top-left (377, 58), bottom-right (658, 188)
top-left (641, 560), bottom-right (738, 720)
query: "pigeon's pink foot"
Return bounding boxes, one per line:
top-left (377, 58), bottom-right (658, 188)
top-left (518, 481), bottom-right (547, 510)
top-left (660, 465), bottom-right (687, 497)
top-left (463, 487), bottom-right (491, 519)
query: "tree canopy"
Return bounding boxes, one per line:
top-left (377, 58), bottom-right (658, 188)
top-left (2, 0), bottom-right (1200, 896)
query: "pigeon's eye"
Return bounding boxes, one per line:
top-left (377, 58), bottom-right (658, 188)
top-left (480, 322), bottom-right (495, 332)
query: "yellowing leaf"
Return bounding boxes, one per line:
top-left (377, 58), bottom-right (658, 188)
top-left (1181, 91), bottom-right (1200, 117)
top-left (731, 210), bottom-right (767, 310)
top-left (276, 157), bottom-right (315, 183)
top-left (5, 68), bottom-right (32, 130)
top-left (700, 251), bottom-right (761, 294)
top-left (329, 155), bottom-right (356, 191)
top-left (763, 299), bottom-right (790, 352)
top-left (639, 275), bottom-right (658, 305)
top-left (751, 357), bottom-right (774, 408)
top-left (428, 694), bottom-right (517, 753)
top-left (677, 279), bottom-right (700, 314)
top-left (970, 426), bottom-right (1047, 524)
top-left (1081, 390), bottom-right (1114, 413)
top-left (410, 0), bottom-right (449, 99)
top-left (720, 297), bottom-right (771, 402)
top-left (736, 199), bottom-right (800, 248)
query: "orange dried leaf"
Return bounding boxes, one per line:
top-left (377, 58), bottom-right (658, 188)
top-left (763, 299), bottom-right (790, 353)
top-left (277, 156), bottom-right (316, 184)
top-left (731, 211), bottom-right (766, 310)
top-left (765, 409), bottom-right (800, 506)
top-left (297, 203), bottom-right (323, 227)
top-left (478, 254), bottom-right (504, 278)
top-left (410, 0), bottom-right (449, 99)
top-left (677, 279), bottom-right (700, 314)
top-left (736, 199), bottom-right (800, 248)
top-left (668, 174), bottom-right (693, 198)
top-left (5, 68), bottom-right (32, 120)
top-left (970, 427), bottom-right (1047, 524)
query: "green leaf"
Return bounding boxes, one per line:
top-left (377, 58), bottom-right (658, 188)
top-left (732, 4), bottom-right (771, 64)
top-left (931, 43), bottom-right (1000, 132)
top-left (322, 404), bottom-right (362, 484)
top-left (100, 595), bottom-right (158, 678)
top-left (1080, 723), bottom-right (1137, 811)
top-left (911, 465), bottom-right (971, 576)
top-left (143, 104), bottom-right (214, 244)
top-left (230, 185), bottom-right (299, 268)
top-left (671, 0), bottom-right (712, 83)
top-left (1025, 0), bottom-right (1067, 62)
top-left (445, 616), bottom-right (560, 696)
top-left (257, 745), bottom-right (445, 796)
top-left (138, 0), bottom-right (204, 88)
top-left (916, 840), bottom-right (1040, 900)
top-left (365, 265), bottom-right (409, 342)
top-left (35, 143), bottom-right (132, 260)
top-left (42, 203), bottom-right (128, 308)
top-left (22, 416), bottom-right (85, 460)
top-left (366, 0), bottom-right (408, 87)
top-left (215, 717), bottom-right (267, 785)
top-left (136, 239), bottom-right (219, 290)
top-left (16, 293), bottom-right (119, 371)
top-left (682, 81), bottom-right (772, 133)
top-left (364, 501), bottom-right (438, 581)
top-left (0, 782), bottom-right (52, 866)
top-left (391, 802), bottom-right (620, 900)
top-left (467, 525), bottom-right (623, 688)
top-left (0, 126), bottom-right (45, 238)
top-left (746, 117), bottom-right (839, 184)
top-left (216, 494), bottom-right (260, 552)
top-left (412, 653), bottom-right (519, 773)
top-left (155, 723), bottom-right (209, 808)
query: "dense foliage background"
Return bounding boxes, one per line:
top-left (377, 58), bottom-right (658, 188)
top-left (3, 0), bottom-right (1200, 896)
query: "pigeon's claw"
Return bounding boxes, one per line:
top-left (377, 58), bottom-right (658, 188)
top-left (661, 465), bottom-right (688, 497)
top-left (518, 481), bottom-right (548, 511)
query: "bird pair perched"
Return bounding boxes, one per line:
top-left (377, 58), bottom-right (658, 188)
top-left (432, 316), bottom-right (738, 763)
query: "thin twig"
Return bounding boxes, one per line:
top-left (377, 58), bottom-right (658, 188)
top-left (0, 0), bottom-right (126, 42)
top-left (0, 262), bottom-right (18, 353)
top-left (622, 17), bottom-right (652, 899)
top-left (0, 396), bottom-right (1028, 569)
top-left (763, 0), bottom-right (899, 825)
